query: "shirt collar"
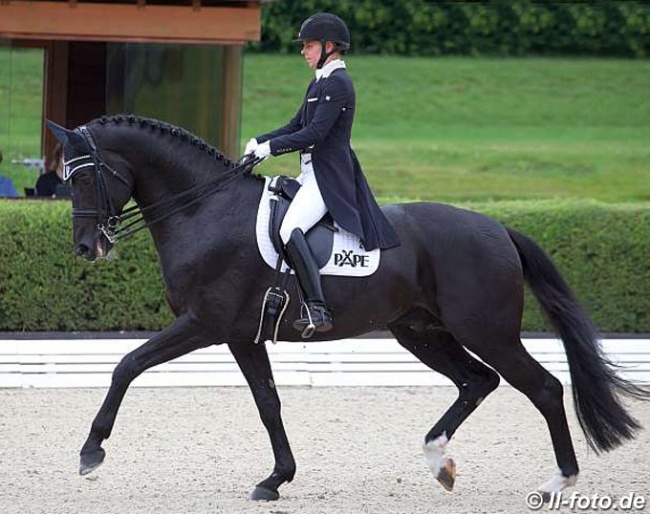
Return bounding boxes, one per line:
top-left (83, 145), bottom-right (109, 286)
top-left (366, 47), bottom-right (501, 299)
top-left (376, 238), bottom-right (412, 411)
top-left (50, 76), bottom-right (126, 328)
top-left (315, 58), bottom-right (346, 81)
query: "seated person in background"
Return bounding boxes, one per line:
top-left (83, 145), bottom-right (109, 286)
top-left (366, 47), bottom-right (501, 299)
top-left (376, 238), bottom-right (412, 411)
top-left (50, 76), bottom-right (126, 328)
top-left (0, 149), bottom-right (19, 198)
top-left (35, 143), bottom-right (67, 197)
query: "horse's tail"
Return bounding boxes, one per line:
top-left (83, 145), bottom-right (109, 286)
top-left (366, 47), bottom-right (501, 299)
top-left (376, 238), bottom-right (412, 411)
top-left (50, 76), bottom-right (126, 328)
top-left (506, 227), bottom-right (649, 453)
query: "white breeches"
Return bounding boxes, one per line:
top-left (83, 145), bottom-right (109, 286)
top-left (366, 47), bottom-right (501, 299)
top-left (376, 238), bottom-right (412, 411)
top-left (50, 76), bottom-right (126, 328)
top-left (279, 155), bottom-right (328, 245)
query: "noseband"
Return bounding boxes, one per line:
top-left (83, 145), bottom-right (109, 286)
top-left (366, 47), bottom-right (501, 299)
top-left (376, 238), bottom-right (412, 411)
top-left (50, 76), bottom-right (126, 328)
top-left (66, 125), bottom-right (260, 243)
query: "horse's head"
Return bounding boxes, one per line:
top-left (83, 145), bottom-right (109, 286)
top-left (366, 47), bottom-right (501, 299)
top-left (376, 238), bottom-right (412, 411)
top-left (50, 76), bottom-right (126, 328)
top-left (47, 120), bottom-right (134, 261)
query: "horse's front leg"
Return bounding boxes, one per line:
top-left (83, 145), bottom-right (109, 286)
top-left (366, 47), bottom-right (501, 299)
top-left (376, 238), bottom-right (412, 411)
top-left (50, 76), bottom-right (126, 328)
top-left (228, 342), bottom-right (296, 501)
top-left (80, 315), bottom-right (208, 475)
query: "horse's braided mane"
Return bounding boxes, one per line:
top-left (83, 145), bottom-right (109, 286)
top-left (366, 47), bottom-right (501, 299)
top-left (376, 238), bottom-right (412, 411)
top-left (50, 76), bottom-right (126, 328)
top-left (94, 114), bottom-right (235, 168)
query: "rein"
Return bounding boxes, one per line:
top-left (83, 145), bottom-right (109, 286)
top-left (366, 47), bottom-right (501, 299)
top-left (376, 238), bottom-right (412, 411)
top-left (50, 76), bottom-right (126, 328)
top-left (70, 126), bottom-right (261, 243)
top-left (112, 158), bottom-right (257, 242)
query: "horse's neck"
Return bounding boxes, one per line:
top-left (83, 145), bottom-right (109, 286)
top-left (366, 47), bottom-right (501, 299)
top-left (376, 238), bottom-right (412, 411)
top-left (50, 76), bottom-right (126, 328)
top-left (146, 173), bottom-right (263, 272)
top-left (105, 125), bottom-right (265, 246)
top-left (131, 151), bottom-right (227, 208)
top-left (140, 170), bottom-right (262, 233)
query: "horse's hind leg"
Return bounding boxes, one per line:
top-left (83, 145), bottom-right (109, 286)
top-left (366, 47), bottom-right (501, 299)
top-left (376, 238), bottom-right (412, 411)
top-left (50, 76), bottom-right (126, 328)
top-left (463, 335), bottom-right (579, 497)
top-left (228, 342), bottom-right (296, 501)
top-left (389, 318), bottom-right (500, 492)
top-left (79, 314), bottom-right (209, 475)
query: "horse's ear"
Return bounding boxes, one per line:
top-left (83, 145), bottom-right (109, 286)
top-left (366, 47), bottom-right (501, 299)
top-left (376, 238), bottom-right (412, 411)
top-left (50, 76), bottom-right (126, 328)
top-left (46, 119), bottom-right (90, 152)
top-left (46, 120), bottom-right (74, 145)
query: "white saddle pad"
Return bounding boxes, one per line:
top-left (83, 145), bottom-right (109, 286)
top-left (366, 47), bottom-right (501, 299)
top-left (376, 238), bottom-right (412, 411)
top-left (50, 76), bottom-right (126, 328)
top-left (255, 177), bottom-right (380, 277)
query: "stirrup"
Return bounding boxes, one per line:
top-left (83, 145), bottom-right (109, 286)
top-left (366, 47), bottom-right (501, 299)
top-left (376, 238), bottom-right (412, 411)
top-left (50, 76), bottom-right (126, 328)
top-left (301, 316), bottom-right (316, 339)
top-left (293, 303), bottom-right (333, 338)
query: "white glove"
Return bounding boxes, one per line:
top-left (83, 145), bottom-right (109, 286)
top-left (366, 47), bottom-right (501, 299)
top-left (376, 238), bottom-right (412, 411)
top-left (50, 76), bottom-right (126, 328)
top-left (253, 141), bottom-right (272, 160)
top-left (243, 138), bottom-right (258, 157)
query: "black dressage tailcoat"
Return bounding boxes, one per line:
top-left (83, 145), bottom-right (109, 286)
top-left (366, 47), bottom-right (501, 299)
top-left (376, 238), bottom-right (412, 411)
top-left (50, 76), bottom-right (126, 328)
top-left (255, 68), bottom-right (400, 251)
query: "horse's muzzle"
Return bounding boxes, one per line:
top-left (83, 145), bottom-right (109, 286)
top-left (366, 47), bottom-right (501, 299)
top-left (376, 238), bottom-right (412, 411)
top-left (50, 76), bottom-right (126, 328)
top-left (75, 244), bottom-right (95, 261)
top-left (76, 239), bottom-right (110, 261)
top-left (74, 244), bottom-right (92, 259)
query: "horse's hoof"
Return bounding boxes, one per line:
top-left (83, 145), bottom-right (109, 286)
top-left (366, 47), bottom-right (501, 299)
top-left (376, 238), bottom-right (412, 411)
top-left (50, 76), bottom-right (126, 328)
top-left (436, 457), bottom-right (456, 492)
top-left (79, 448), bottom-right (106, 476)
top-left (249, 486), bottom-right (280, 501)
top-left (540, 491), bottom-right (552, 503)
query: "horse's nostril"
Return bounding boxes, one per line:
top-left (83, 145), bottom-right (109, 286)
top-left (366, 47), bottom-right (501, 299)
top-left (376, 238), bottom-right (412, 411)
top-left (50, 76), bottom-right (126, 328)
top-left (75, 244), bottom-right (89, 257)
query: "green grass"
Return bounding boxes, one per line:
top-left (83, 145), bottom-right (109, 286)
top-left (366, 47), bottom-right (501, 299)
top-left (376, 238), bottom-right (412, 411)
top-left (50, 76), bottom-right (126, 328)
top-left (0, 47), bottom-right (45, 192)
top-left (2, 48), bottom-right (649, 204)
top-left (242, 55), bottom-right (650, 203)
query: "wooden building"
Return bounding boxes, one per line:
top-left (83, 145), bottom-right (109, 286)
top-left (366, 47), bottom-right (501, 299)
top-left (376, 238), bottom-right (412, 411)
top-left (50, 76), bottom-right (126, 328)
top-left (0, 0), bottom-right (263, 161)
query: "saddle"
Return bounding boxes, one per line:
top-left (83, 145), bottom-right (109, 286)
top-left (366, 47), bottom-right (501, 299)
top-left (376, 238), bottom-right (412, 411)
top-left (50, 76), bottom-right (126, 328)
top-left (267, 176), bottom-right (336, 267)
top-left (254, 176), bottom-right (337, 345)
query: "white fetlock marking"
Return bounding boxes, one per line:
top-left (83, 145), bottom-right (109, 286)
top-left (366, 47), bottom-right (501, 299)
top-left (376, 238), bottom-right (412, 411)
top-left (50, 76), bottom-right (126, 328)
top-left (538, 467), bottom-right (578, 493)
top-left (422, 433), bottom-right (449, 476)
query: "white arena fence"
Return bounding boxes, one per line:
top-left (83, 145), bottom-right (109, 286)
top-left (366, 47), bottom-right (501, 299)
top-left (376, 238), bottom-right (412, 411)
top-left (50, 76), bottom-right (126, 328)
top-left (0, 337), bottom-right (648, 388)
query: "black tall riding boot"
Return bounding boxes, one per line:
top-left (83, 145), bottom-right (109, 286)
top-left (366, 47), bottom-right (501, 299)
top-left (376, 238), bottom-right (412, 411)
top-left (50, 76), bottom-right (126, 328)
top-left (284, 228), bottom-right (333, 337)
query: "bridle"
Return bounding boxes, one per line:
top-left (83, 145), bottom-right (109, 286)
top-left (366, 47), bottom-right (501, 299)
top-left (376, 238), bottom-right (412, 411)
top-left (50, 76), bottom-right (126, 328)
top-left (66, 126), bottom-right (132, 243)
top-left (66, 126), bottom-right (260, 244)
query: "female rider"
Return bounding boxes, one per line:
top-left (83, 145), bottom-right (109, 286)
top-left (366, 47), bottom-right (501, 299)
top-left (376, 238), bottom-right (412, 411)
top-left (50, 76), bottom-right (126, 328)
top-left (247, 13), bottom-right (400, 335)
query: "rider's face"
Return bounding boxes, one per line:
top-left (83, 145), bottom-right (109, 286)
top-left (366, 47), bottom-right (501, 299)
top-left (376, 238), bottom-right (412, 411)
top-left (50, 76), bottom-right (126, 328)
top-left (301, 40), bottom-right (322, 69)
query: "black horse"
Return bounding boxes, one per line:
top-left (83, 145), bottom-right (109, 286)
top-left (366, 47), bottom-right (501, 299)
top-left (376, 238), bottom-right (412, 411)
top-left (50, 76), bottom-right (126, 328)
top-left (48, 115), bottom-right (647, 502)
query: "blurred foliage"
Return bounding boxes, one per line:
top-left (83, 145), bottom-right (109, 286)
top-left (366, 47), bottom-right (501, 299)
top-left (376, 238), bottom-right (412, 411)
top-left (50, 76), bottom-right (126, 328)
top-left (250, 0), bottom-right (650, 58)
top-left (0, 201), bottom-right (172, 332)
top-left (1, 199), bottom-right (648, 333)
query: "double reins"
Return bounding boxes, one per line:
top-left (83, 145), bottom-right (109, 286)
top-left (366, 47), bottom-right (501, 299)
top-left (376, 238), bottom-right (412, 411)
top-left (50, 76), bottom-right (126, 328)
top-left (111, 157), bottom-right (259, 242)
top-left (71, 126), bottom-right (261, 243)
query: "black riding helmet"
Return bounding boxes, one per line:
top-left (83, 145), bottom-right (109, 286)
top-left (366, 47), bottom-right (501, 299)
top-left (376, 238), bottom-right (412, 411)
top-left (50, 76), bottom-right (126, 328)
top-left (293, 13), bottom-right (350, 69)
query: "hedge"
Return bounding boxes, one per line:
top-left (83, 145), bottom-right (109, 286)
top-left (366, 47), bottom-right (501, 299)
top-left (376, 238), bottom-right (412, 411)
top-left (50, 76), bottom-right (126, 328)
top-left (0, 199), bottom-right (648, 333)
top-left (251, 0), bottom-right (650, 58)
top-left (473, 199), bottom-right (650, 333)
top-left (0, 201), bottom-right (173, 332)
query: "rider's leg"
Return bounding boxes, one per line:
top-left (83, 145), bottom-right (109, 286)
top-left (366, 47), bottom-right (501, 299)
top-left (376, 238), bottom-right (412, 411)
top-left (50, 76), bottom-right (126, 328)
top-left (284, 228), bottom-right (333, 335)
top-left (279, 165), bottom-right (327, 243)
top-left (280, 167), bottom-right (333, 335)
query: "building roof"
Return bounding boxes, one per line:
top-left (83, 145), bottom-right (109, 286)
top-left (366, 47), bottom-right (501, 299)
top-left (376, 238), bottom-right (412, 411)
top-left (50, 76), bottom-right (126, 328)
top-left (0, 0), bottom-right (263, 44)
